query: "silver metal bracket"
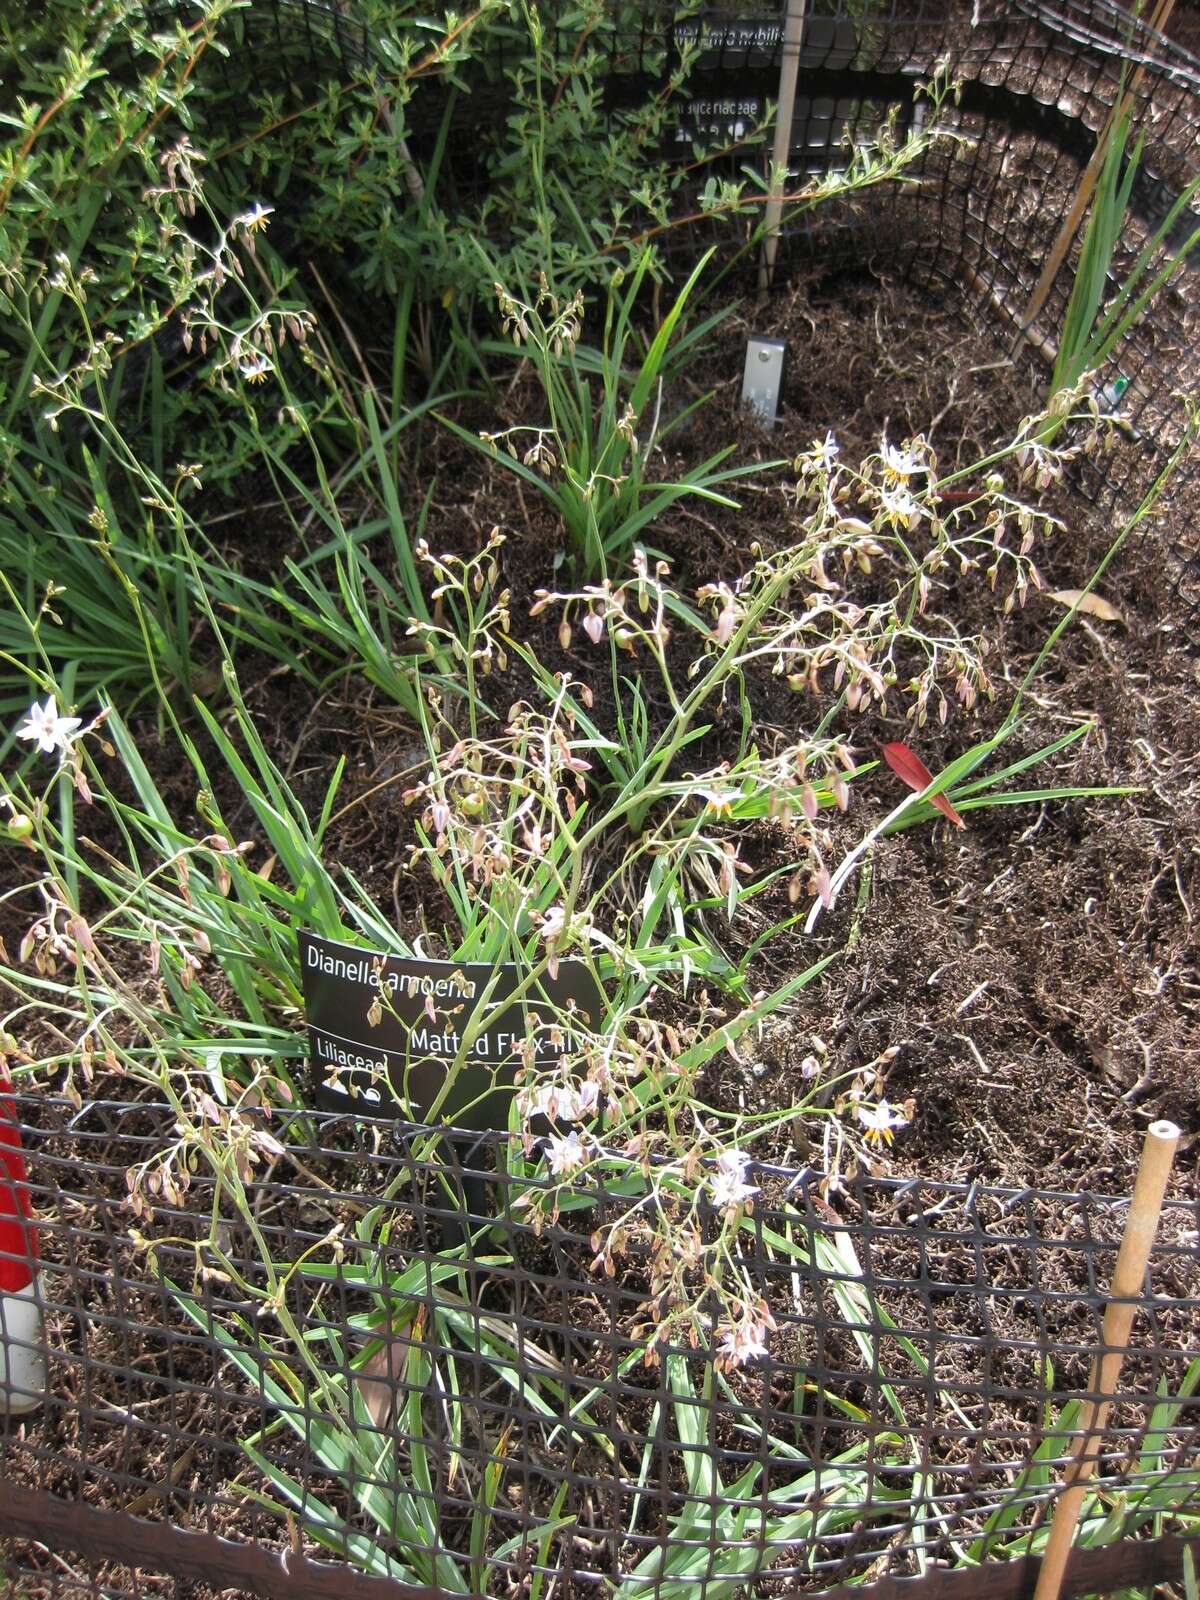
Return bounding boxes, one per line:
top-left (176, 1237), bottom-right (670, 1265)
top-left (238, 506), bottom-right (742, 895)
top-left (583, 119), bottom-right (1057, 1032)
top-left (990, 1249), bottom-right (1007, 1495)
top-left (741, 336), bottom-right (787, 428)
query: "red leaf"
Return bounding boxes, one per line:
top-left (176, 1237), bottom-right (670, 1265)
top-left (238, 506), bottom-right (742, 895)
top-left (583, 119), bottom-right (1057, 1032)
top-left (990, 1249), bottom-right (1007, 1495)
top-left (879, 741), bottom-right (965, 829)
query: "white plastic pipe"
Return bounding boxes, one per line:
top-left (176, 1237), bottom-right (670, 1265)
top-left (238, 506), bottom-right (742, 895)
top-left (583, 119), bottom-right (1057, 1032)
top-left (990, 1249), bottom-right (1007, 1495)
top-left (0, 1278), bottom-right (44, 1413)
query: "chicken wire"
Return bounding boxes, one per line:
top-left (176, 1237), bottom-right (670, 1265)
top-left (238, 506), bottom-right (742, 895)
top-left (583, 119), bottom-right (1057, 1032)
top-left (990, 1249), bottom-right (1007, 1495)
top-left (0, 1097), bottom-right (1197, 1598)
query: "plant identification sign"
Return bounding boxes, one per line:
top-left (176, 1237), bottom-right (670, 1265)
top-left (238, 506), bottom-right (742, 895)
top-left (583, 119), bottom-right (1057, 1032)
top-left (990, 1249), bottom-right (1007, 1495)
top-left (670, 14), bottom-right (855, 68)
top-left (298, 931), bottom-right (603, 1131)
top-left (671, 95), bottom-right (764, 149)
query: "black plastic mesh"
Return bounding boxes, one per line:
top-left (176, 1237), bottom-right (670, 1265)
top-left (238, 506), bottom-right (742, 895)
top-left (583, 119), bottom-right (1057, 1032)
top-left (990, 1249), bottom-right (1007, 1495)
top-left (1, 1098), bottom-right (1197, 1599)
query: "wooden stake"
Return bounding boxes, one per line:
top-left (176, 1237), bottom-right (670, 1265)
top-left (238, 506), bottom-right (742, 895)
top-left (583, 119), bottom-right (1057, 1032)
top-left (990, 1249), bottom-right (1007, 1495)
top-left (1021, 0), bottom-right (1175, 331)
top-left (758, 0), bottom-right (808, 301)
top-left (1032, 1119), bottom-right (1181, 1600)
top-left (962, 263), bottom-right (1058, 366)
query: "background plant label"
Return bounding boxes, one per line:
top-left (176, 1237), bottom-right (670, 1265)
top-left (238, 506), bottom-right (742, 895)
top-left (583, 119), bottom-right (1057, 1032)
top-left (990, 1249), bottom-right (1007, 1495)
top-left (670, 15), bottom-right (855, 69)
top-left (673, 19), bottom-right (782, 60)
top-left (298, 931), bottom-right (603, 1130)
top-left (672, 96), bottom-right (763, 149)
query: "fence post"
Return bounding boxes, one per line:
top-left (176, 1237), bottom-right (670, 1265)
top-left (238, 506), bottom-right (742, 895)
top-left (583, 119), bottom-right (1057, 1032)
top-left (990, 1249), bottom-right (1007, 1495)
top-left (759, 0), bottom-right (808, 299)
top-left (1032, 1119), bottom-right (1181, 1600)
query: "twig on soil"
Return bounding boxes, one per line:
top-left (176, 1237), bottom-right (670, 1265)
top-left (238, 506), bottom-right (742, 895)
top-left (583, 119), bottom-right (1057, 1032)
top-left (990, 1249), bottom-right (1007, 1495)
top-left (326, 757), bottom-right (428, 831)
top-left (804, 790), bottom-right (922, 933)
top-left (504, 355), bottom-right (530, 401)
top-left (926, 373), bottom-right (963, 441)
top-left (954, 1032), bottom-right (992, 1077)
top-left (514, 475), bottom-right (534, 536)
top-left (392, 859), bottom-right (408, 933)
top-left (1172, 858), bottom-right (1194, 924)
top-left (1015, 805), bottom-right (1049, 845)
top-left (954, 981), bottom-right (990, 1017)
top-left (282, 687), bottom-right (342, 781)
top-left (122, 1443), bottom-right (196, 1515)
top-left (309, 263), bottom-right (381, 406)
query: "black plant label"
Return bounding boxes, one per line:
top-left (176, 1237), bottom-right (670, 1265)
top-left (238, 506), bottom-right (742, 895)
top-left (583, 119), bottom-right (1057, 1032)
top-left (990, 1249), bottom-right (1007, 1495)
top-left (671, 95), bottom-right (764, 149)
top-left (673, 18), bottom-right (782, 56)
top-left (298, 931), bottom-right (604, 1130)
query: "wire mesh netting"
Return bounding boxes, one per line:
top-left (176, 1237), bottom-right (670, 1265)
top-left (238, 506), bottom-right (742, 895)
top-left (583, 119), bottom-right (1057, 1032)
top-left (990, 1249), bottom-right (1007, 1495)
top-left (1, 1098), bottom-right (1198, 1598)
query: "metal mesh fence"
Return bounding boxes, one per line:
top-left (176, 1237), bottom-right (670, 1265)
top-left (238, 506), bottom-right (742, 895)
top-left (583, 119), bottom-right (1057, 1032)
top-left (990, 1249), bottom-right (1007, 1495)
top-left (1, 1097), bottom-right (1197, 1598)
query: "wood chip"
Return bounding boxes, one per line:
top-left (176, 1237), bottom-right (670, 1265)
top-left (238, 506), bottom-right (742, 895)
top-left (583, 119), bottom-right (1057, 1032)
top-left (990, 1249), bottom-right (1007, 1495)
top-left (1047, 589), bottom-right (1126, 625)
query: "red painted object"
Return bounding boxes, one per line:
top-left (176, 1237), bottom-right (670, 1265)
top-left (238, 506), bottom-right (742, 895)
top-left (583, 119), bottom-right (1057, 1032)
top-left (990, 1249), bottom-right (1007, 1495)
top-left (0, 1079), bottom-right (44, 1412)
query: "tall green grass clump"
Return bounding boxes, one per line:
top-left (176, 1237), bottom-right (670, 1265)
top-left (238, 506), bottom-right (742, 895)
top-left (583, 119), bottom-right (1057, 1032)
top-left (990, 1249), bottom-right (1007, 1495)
top-left (1045, 107), bottom-right (1200, 437)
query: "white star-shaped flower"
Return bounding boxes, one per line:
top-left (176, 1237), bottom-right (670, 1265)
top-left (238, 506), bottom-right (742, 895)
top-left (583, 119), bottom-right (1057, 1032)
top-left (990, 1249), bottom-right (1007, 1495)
top-left (545, 1129), bottom-right (588, 1177)
top-left (798, 431), bottom-right (840, 478)
top-left (239, 353), bottom-right (272, 384)
top-left (16, 696), bottom-right (82, 757)
top-left (708, 1149), bottom-right (758, 1209)
top-left (880, 484), bottom-right (922, 529)
top-left (883, 438), bottom-right (928, 486)
top-left (717, 1313), bottom-right (773, 1365)
top-left (237, 202), bottom-right (274, 234)
top-left (696, 787), bottom-right (737, 817)
top-left (857, 1099), bottom-right (909, 1146)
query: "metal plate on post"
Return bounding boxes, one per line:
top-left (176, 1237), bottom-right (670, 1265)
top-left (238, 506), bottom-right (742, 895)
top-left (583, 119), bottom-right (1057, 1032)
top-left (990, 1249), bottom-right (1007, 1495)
top-left (741, 337), bottom-right (787, 427)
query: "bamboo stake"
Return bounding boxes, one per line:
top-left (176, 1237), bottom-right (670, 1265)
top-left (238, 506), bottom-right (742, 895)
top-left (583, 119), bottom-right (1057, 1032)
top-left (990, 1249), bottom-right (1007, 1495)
top-left (1032, 1119), bottom-right (1182, 1600)
top-left (962, 263), bottom-right (1058, 366)
top-left (1021, 0), bottom-right (1175, 332)
top-left (758, 0), bottom-right (808, 300)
